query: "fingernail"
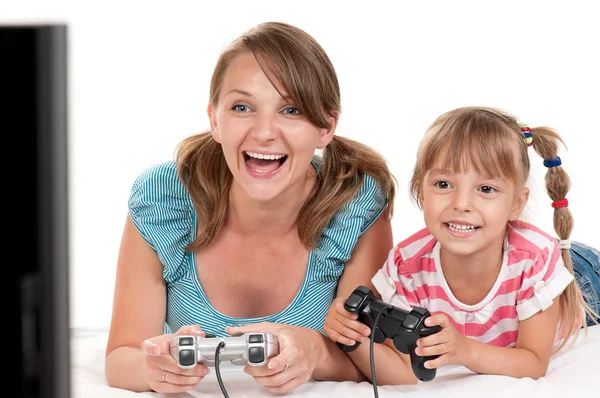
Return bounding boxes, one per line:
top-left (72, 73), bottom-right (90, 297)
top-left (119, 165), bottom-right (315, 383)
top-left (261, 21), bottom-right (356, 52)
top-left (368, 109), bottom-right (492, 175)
top-left (268, 361), bottom-right (276, 369)
top-left (152, 345), bottom-right (160, 356)
top-left (351, 314), bottom-right (358, 320)
top-left (364, 329), bottom-right (371, 336)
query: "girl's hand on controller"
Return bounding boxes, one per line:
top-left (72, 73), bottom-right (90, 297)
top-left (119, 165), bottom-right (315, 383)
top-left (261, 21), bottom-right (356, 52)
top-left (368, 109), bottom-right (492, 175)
top-left (140, 324), bottom-right (210, 393)
top-left (415, 314), bottom-right (471, 369)
top-left (226, 322), bottom-right (320, 394)
top-left (323, 296), bottom-right (371, 346)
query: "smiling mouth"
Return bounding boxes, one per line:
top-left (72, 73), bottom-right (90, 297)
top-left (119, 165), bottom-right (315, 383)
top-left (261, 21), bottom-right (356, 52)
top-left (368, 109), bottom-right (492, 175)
top-left (243, 151), bottom-right (288, 174)
top-left (445, 223), bottom-right (480, 233)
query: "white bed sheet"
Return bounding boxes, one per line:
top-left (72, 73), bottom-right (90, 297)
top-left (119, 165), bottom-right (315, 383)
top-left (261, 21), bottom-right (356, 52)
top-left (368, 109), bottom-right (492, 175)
top-left (73, 325), bottom-right (600, 398)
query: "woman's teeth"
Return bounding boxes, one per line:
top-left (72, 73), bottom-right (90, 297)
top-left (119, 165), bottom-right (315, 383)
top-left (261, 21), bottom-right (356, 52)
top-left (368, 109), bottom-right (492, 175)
top-left (245, 151), bottom-right (285, 160)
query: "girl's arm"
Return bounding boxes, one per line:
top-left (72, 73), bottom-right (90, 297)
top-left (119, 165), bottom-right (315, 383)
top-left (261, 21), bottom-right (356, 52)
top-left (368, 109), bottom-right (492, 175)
top-left (461, 299), bottom-right (560, 379)
top-left (420, 299), bottom-right (560, 380)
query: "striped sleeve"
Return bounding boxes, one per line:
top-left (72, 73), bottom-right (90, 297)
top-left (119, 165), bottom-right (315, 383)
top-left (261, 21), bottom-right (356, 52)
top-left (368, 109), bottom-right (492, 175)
top-left (128, 161), bottom-right (193, 283)
top-left (372, 246), bottom-right (417, 312)
top-left (516, 240), bottom-right (574, 321)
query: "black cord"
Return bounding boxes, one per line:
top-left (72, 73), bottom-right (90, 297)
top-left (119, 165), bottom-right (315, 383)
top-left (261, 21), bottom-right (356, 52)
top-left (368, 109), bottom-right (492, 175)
top-left (370, 306), bottom-right (392, 398)
top-left (214, 341), bottom-right (229, 398)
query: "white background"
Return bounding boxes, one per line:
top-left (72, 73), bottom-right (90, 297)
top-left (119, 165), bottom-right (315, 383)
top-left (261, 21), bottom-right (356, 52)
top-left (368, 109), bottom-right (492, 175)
top-left (2, 0), bottom-right (599, 329)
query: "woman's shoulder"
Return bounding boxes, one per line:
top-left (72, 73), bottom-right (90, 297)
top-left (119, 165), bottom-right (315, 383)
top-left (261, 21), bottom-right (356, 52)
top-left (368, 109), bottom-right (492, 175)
top-left (127, 160), bottom-right (194, 282)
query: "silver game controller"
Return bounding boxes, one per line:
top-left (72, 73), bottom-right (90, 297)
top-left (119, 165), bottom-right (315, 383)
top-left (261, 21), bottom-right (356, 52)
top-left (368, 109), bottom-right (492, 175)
top-left (170, 333), bottom-right (279, 368)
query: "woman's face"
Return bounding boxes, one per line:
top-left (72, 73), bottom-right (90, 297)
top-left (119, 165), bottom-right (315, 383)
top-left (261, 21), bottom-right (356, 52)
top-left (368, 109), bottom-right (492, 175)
top-left (209, 52), bottom-right (336, 202)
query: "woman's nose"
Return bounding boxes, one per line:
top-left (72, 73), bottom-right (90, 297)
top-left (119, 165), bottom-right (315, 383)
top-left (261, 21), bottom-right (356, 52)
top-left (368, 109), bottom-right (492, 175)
top-left (251, 113), bottom-right (279, 143)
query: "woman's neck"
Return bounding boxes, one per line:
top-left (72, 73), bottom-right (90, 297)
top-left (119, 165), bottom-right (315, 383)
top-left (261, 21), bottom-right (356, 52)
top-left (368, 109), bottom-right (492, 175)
top-left (227, 172), bottom-right (317, 236)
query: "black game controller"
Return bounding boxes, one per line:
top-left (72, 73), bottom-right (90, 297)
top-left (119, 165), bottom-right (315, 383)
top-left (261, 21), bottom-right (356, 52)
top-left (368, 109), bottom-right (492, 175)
top-left (338, 286), bottom-right (442, 381)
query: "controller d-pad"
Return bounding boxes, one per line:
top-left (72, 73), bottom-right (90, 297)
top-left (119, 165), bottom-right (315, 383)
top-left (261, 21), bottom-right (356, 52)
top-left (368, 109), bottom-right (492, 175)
top-left (179, 349), bottom-right (196, 367)
top-left (248, 347), bottom-right (265, 364)
top-left (402, 314), bottom-right (421, 331)
top-left (179, 337), bottom-right (194, 346)
top-left (248, 334), bottom-right (263, 343)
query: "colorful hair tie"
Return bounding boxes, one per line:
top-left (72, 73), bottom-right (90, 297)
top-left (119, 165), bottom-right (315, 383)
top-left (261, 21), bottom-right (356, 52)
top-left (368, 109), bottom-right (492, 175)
top-left (519, 123), bottom-right (533, 146)
top-left (551, 198), bottom-right (568, 208)
top-left (559, 240), bottom-right (571, 249)
top-left (543, 157), bottom-right (562, 168)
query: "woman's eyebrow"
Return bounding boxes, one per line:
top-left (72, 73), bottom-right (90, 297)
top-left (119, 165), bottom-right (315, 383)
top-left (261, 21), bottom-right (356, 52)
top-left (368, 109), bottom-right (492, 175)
top-left (224, 88), bottom-right (253, 98)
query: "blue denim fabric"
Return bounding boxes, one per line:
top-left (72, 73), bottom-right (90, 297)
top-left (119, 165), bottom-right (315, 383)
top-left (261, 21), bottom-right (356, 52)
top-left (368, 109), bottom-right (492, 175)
top-left (570, 241), bottom-right (600, 326)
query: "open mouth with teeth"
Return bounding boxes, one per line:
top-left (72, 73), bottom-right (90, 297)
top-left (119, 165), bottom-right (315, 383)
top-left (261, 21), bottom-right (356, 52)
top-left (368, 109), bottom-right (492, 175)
top-left (244, 151), bottom-right (288, 174)
top-left (445, 222), bottom-right (480, 233)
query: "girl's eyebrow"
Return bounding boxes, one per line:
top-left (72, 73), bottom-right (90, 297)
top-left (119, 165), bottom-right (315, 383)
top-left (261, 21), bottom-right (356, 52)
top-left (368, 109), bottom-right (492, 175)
top-left (428, 168), bottom-right (452, 175)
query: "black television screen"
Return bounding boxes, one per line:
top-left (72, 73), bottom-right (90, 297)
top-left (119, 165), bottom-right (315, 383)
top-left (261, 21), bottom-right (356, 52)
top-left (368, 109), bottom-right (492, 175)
top-left (1, 23), bottom-right (71, 398)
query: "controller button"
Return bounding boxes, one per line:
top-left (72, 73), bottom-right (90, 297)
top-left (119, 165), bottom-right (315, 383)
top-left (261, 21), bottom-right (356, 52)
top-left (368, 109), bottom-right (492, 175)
top-left (204, 334), bottom-right (216, 338)
top-left (179, 337), bottom-right (194, 346)
top-left (179, 349), bottom-right (196, 367)
top-left (402, 314), bottom-right (421, 331)
top-left (411, 306), bottom-right (428, 317)
top-left (248, 334), bottom-right (264, 344)
top-left (344, 294), bottom-right (363, 311)
top-left (248, 347), bottom-right (265, 363)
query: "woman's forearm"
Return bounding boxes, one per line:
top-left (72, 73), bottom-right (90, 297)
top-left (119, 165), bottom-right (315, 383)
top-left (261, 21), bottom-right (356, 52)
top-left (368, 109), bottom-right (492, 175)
top-left (310, 330), bottom-right (366, 382)
top-left (462, 339), bottom-right (549, 379)
top-left (105, 347), bottom-right (152, 391)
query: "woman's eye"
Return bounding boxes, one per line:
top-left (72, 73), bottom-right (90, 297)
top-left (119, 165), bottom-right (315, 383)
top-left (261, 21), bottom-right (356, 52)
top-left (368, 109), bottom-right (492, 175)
top-left (434, 181), bottom-right (451, 189)
top-left (283, 107), bottom-right (300, 115)
top-left (479, 185), bottom-right (496, 194)
top-left (232, 104), bottom-right (250, 112)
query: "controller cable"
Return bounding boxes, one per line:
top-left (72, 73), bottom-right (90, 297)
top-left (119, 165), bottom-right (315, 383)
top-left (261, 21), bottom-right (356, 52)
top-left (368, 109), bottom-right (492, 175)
top-left (214, 341), bottom-right (230, 398)
top-left (370, 306), bottom-right (393, 398)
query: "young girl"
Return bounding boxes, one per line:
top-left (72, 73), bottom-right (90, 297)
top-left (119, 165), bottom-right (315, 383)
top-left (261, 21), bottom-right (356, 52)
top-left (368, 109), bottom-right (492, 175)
top-left (324, 106), bottom-right (598, 385)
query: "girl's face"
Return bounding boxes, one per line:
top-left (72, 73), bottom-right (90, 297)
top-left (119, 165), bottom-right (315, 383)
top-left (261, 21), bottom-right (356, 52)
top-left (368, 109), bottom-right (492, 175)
top-left (208, 53), bottom-right (336, 203)
top-left (420, 159), bottom-right (529, 258)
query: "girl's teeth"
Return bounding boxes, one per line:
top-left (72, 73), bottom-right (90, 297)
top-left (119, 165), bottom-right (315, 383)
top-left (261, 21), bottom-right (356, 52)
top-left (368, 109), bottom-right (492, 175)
top-left (447, 223), bottom-right (477, 232)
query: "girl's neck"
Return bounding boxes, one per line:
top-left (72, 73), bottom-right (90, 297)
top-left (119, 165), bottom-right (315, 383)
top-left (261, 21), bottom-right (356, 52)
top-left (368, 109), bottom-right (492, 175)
top-left (227, 172), bottom-right (317, 236)
top-left (439, 240), bottom-right (504, 283)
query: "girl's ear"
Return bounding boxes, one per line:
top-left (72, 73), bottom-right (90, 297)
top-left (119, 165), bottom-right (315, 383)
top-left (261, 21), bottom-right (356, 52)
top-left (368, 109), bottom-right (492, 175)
top-left (510, 186), bottom-right (530, 221)
top-left (317, 111), bottom-right (339, 149)
top-left (207, 103), bottom-right (221, 143)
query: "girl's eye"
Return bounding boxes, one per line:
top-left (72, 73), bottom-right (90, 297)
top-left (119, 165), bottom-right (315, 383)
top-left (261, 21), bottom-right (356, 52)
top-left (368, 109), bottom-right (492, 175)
top-left (479, 185), bottom-right (496, 194)
top-left (434, 181), bottom-right (451, 189)
top-left (232, 104), bottom-right (250, 112)
top-left (283, 107), bottom-right (300, 115)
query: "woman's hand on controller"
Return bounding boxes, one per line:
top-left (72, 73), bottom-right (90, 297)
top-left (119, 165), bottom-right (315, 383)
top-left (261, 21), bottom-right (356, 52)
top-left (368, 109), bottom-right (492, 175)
top-left (323, 296), bottom-right (371, 346)
top-left (140, 324), bottom-right (210, 393)
top-left (226, 322), bottom-right (320, 394)
top-left (415, 314), bottom-right (471, 369)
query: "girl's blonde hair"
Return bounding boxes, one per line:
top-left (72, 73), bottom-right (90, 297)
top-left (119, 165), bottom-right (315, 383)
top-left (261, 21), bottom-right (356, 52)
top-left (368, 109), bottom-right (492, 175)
top-left (175, 22), bottom-right (396, 250)
top-left (409, 106), bottom-right (596, 352)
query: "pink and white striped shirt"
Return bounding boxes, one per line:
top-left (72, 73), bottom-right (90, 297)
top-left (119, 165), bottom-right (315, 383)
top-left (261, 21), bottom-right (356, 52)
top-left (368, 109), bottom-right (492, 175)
top-left (372, 221), bottom-right (574, 348)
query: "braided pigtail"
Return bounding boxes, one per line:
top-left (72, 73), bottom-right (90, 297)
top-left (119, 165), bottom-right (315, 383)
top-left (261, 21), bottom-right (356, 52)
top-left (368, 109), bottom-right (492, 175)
top-left (525, 124), bottom-right (599, 351)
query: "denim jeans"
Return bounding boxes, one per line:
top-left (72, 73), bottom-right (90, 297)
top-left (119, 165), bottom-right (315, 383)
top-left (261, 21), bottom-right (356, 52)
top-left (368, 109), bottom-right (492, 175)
top-left (571, 241), bottom-right (600, 326)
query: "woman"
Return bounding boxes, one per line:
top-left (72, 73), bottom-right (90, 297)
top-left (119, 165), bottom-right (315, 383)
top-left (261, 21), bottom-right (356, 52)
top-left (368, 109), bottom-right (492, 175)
top-left (104, 21), bottom-right (397, 394)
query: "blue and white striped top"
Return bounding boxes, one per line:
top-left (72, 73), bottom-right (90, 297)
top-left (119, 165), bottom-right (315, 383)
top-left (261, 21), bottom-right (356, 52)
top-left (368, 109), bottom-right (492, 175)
top-left (128, 158), bottom-right (387, 337)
